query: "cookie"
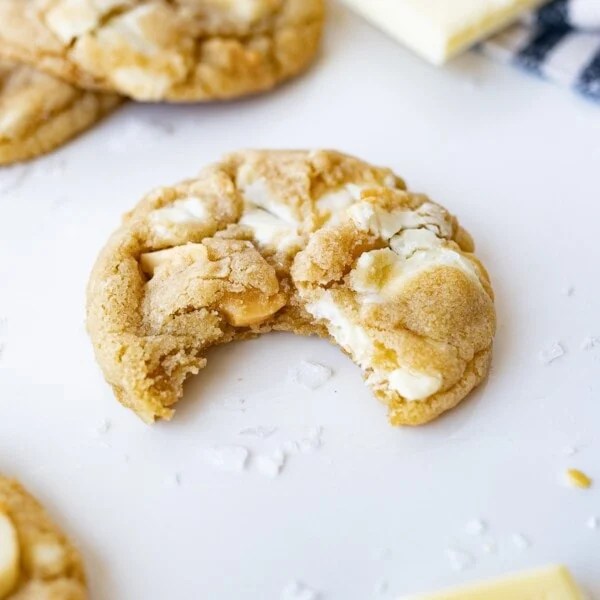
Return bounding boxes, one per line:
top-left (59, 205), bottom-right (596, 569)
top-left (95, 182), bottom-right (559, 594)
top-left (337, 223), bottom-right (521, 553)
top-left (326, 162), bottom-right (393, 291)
top-left (0, 57), bottom-right (120, 165)
top-left (0, 476), bottom-right (86, 600)
top-left (87, 150), bottom-right (495, 426)
top-left (0, 0), bottom-right (325, 102)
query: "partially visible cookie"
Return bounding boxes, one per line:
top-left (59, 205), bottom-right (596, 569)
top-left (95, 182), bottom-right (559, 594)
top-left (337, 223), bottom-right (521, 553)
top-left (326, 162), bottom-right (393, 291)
top-left (0, 0), bottom-right (325, 102)
top-left (0, 57), bottom-right (121, 165)
top-left (87, 150), bottom-right (496, 426)
top-left (0, 476), bottom-right (86, 600)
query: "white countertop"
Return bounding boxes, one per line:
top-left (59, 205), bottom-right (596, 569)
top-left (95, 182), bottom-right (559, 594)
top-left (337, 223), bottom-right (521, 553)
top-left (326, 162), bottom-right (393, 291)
top-left (0, 3), bottom-right (599, 598)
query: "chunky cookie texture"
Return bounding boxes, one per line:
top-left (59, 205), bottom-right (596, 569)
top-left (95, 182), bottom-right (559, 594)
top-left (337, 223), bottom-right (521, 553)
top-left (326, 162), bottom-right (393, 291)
top-left (0, 57), bottom-right (120, 165)
top-left (87, 150), bottom-right (496, 426)
top-left (0, 0), bottom-right (324, 102)
top-left (0, 476), bottom-right (86, 600)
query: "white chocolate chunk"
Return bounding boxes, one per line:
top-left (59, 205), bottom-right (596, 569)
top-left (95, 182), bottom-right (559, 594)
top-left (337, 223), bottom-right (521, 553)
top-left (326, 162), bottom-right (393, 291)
top-left (149, 197), bottom-right (211, 239)
top-left (348, 200), bottom-right (453, 240)
top-left (339, 0), bottom-right (546, 65)
top-left (151, 197), bottom-right (209, 225)
top-left (113, 68), bottom-right (172, 99)
top-left (239, 208), bottom-right (302, 250)
top-left (45, 1), bottom-right (102, 43)
top-left (387, 366), bottom-right (442, 400)
top-left (350, 244), bottom-right (480, 302)
top-left (0, 511), bottom-right (19, 598)
top-left (389, 228), bottom-right (442, 258)
top-left (402, 565), bottom-right (582, 599)
top-left (307, 292), bottom-right (372, 367)
top-left (219, 292), bottom-right (286, 327)
top-left (207, 0), bottom-right (279, 22)
top-left (29, 541), bottom-right (67, 578)
top-left (316, 184), bottom-right (366, 225)
top-left (307, 292), bottom-right (441, 402)
top-left (238, 170), bottom-right (298, 224)
top-left (140, 243), bottom-right (213, 276)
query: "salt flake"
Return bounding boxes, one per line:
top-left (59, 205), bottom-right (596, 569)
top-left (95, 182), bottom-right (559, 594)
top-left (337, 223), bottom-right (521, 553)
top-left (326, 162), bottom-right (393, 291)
top-left (239, 426), bottom-right (277, 439)
top-left (539, 342), bottom-right (565, 365)
top-left (289, 361), bottom-right (333, 390)
top-left (445, 548), bottom-right (474, 571)
top-left (96, 419), bottom-right (112, 435)
top-left (165, 472), bottom-right (182, 487)
top-left (281, 580), bottom-right (320, 600)
top-left (372, 547), bottom-right (392, 560)
top-left (202, 446), bottom-right (249, 473)
top-left (581, 336), bottom-right (600, 351)
top-left (511, 533), bottom-right (531, 550)
top-left (298, 426), bottom-right (323, 453)
top-left (220, 397), bottom-right (246, 412)
top-left (282, 440), bottom-right (301, 454)
top-left (465, 518), bottom-right (487, 536)
top-left (562, 445), bottom-right (578, 457)
top-left (562, 285), bottom-right (575, 297)
top-left (481, 540), bottom-right (497, 554)
top-left (255, 451), bottom-right (286, 479)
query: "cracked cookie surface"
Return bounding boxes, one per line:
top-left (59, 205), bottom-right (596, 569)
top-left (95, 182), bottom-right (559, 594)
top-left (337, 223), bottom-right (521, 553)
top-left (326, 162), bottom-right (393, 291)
top-left (0, 56), bottom-right (120, 165)
top-left (0, 0), bottom-right (324, 102)
top-left (0, 476), bottom-right (86, 600)
top-left (87, 150), bottom-right (496, 426)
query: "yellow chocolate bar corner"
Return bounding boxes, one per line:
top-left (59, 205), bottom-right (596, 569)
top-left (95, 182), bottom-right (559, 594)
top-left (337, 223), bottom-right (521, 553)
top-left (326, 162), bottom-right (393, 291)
top-left (339, 0), bottom-right (548, 65)
top-left (402, 565), bottom-right (583, 600)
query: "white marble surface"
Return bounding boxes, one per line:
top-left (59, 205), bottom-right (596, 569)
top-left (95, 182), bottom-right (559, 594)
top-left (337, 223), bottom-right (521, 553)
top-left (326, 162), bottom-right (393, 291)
top-left (1, 3), bottom-right (599, 598)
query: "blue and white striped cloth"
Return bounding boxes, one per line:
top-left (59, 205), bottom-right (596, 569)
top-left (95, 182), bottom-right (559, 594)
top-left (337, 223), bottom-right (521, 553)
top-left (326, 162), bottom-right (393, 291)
top-left (482, 0), bottom-right (600, 101)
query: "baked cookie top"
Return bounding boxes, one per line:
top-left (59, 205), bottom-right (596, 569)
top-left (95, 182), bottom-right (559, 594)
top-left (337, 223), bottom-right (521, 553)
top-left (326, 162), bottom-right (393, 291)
top-left (87, 150), bottom-right (495, 426)
top-left (0, 57), bottom-right (120, 165)
top-left (0, 0), bottom-right (324, 102)
top-left (0, 476), bottom-right (86, 600)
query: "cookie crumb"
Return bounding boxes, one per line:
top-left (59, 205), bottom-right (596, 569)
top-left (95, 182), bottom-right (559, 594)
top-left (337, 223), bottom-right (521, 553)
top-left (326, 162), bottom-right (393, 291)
top-left (445, 548), bottom-right (474, 571)
top-left (281, 580), bottom-right (320, 600)
top-left (202, 446), bottom-right (249, 473)
top-left (539, 342), bottom-right (565, 365)
top-left (465, 518), bottom-right (487, 536)
top-left (289, 361), bottom-right (333, 390)
top-left (255, 451), bottom-right (286, 478)
top-left (587, 516), bottom-right (599, 530)
top-left (566, 468), bottom-right (592, 489)
top-left (511, 533), bottom-right (531, 550)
